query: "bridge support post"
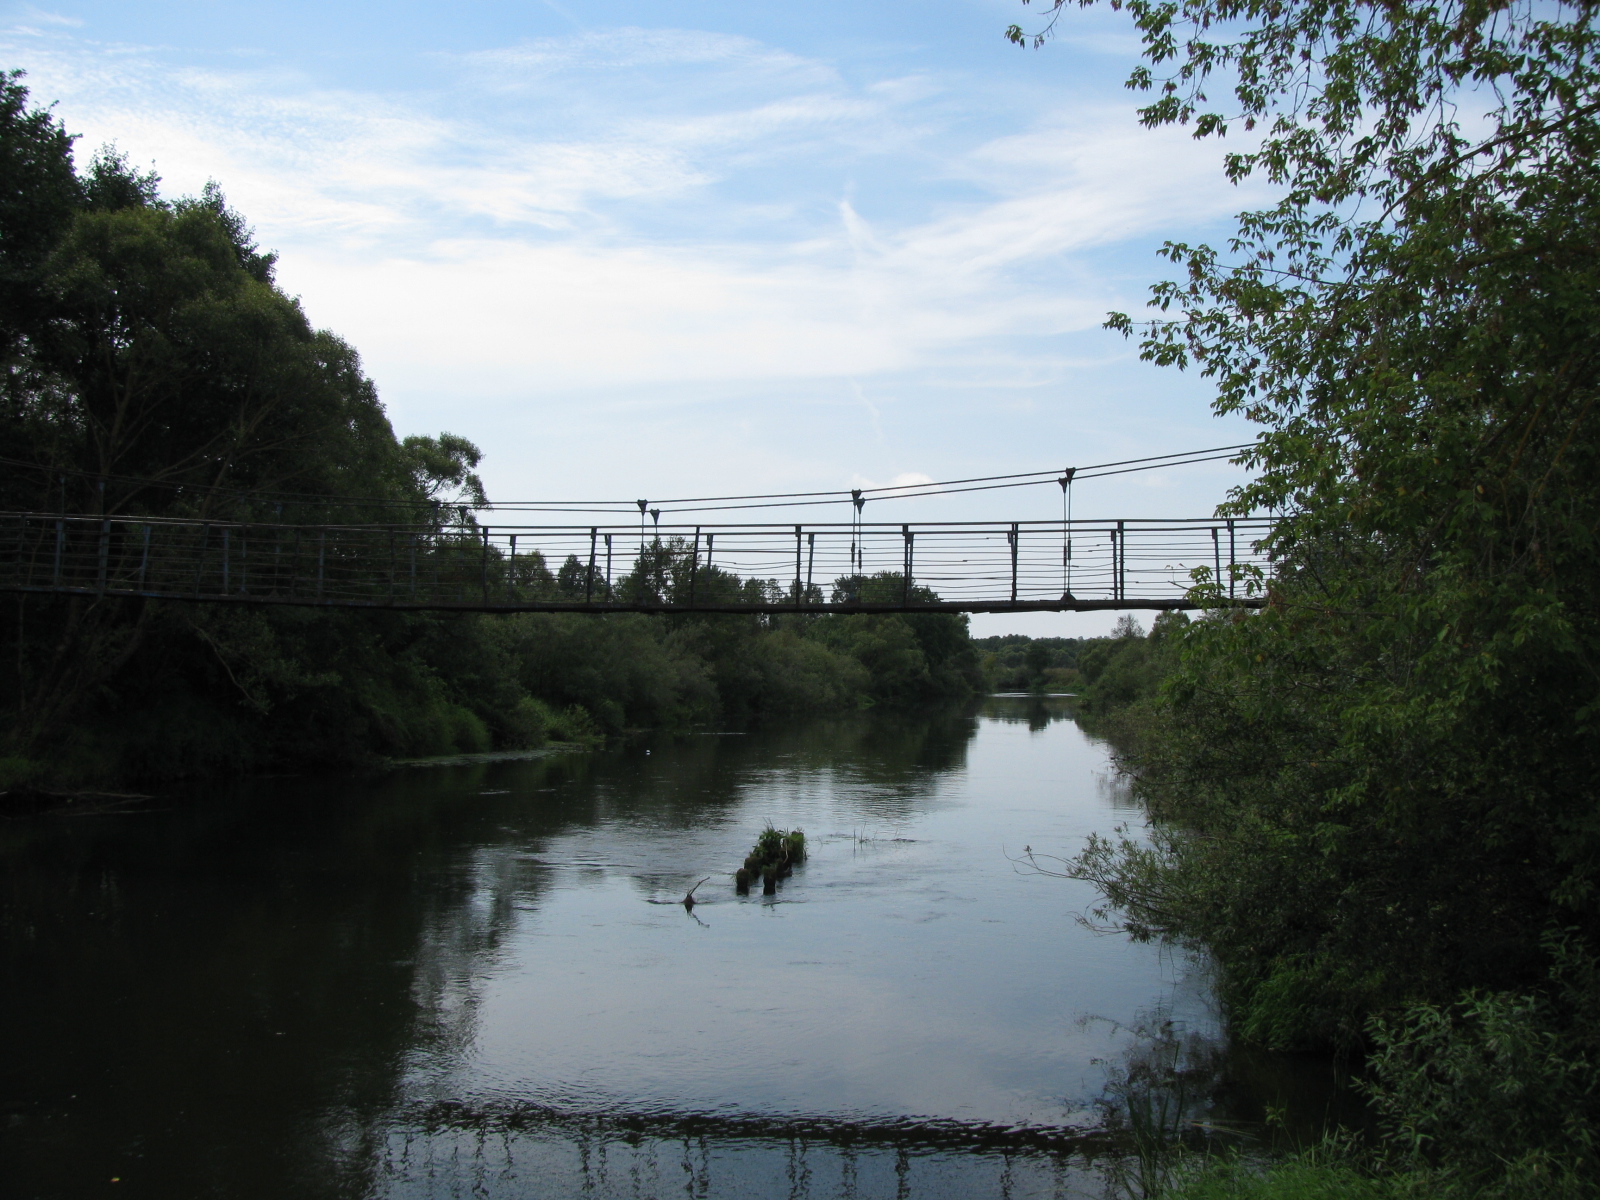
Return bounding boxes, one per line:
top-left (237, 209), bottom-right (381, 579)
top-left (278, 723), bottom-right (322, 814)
top-left (806, 532), bottom-right (815, 603)
top-left (690, 527), bottom-right (701, 604)
top-left (480, 526), bottom-right (490, 606)
top-left (1227, 519), bottom-right (1236, 599)
top-left (97, 520), bottom-right (110, 595)
top-left (1117, 520), bottom-right (1125, 601)
top-left (794, 526), bottom-right (802, 603)
top-left (586, 529), bottom-right (597, 604)
top-left (1009, 523), bottom-right (1018, 603)
top-left (902, 525), bottom-right (913, 604)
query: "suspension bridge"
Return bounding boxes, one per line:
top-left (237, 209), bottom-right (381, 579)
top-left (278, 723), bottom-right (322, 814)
top-left (0, 446), bottom-right (1272, 614)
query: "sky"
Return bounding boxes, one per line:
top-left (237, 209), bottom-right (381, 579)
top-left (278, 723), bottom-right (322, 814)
top-left (0, 0), bottom-right (1269, 635)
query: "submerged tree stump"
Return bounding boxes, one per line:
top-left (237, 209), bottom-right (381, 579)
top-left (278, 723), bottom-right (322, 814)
top-left (737, 825), bottom-right (805, 896)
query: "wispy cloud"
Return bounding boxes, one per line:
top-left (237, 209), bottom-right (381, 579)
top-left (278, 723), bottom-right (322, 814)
top-left (8, 6), bottom-right (83, 32)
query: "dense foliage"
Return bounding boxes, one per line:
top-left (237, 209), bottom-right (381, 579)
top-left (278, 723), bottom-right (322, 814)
top-left (974, 633), bottom-right (1088, 691)
top-left (0, 71), bottom-right (978, 789)
top-left (974, 618), bottom-right (1191, 716)
top-left (1014, 0), bottom-right (1600, 1190)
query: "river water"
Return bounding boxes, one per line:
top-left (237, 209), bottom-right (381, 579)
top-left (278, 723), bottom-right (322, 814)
top-left (0, 698), bottom-right (1332, 1199)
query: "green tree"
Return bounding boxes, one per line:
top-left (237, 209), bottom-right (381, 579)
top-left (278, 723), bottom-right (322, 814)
top-left (1016, 0), bottom-right (1600, 1070)
top-left (0, 70), bottom-right (77, 375)
top-left (0, 76), bottom-right (492, 769)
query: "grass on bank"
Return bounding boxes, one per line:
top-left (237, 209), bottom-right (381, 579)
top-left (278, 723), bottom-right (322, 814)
top-left (1158, 1157), bottom-right (1412, 1200)
top-left (1117, 1141), bottom-right (1594, 1200)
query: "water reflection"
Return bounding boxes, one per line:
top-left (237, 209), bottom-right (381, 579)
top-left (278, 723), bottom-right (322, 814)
top-left (982, 693), bottom-right (1079, 732)
top-left (0, 701), bottom-right (1339, 1199)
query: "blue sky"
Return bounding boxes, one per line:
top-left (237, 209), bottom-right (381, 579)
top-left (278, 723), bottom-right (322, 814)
top-left (1, 1), bottom-right (1267, 634)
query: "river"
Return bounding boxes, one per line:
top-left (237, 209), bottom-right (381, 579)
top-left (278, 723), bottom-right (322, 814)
top-left (0, 697), bottom-right (1336, 1198)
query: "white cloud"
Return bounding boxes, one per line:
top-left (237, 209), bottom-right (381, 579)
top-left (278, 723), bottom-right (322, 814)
top-left (0, 20), bottom-right (1259, 529)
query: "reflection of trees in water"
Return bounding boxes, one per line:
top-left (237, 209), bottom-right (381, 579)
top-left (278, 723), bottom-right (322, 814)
top-left (981, 695), bottom-right (1078, 732)
top-left (0, 756), bottom-right (603, 1200)
top-left (358, 1098), bottom-right (1108, 1198)
top-left (740, 705), bottom-right (978, 776)
top-left (596, 708), bottom-right (980, 832)
top-left (1086, 1006), bottom-right (1231, 1199)
top-left (1083, 993), bottom-right (1363, 1198)
top-left (0, 776), bottom-right (482, 1198)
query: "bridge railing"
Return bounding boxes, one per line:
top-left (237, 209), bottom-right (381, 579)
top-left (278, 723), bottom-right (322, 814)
top-left (0, 512), bottom-right (1274, 613)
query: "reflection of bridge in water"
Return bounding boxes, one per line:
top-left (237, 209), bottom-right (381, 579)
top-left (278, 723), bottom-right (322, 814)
top-left (0, 511), bottom-right (1271, 614)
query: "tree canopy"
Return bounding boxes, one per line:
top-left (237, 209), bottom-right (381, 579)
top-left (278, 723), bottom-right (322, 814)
top-left (1016, 0), bottom-right (1600, 1181)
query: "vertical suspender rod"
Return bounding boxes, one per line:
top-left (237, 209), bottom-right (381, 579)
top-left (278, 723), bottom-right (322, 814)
top-left (586, 528), bottom-right (598, 603)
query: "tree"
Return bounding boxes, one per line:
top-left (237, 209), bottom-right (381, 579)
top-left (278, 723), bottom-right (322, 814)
top-left (0, 73), bottom-right (496, 766)
top-left (0, 69), bottom-right (77, 363)
top-left (1013, 0), bottom-right (1600, 1051)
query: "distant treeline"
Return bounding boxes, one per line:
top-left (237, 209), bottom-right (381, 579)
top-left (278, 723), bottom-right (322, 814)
top-left (0, 72), bottom-right (977, 789)
top-left (973, 615), bottom-right (1184, 710)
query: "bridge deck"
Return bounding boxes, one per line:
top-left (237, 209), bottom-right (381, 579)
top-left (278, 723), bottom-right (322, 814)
top-left (0, 512), bottom-right (1271, 614)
